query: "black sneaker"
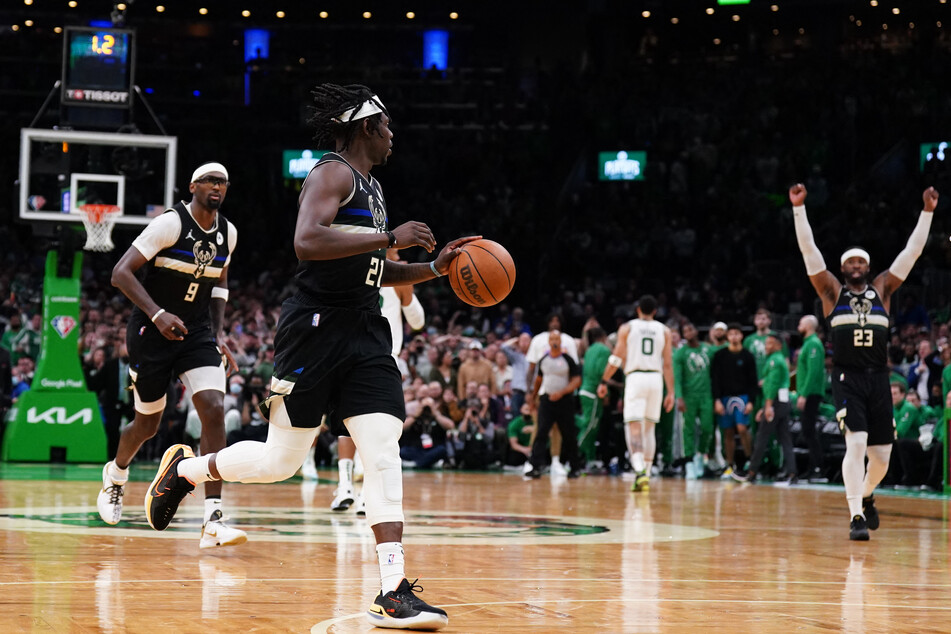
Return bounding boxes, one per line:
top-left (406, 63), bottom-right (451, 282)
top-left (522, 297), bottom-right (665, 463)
top-left (366, 578), bottom-right (449, 630)
top-left (525, 467), bottom-right (542, 479)
top-left (145, 444), bottom-right (196, 531)
top-left (862, 495), bottom-right (879, 531)
top-left (850, 514), bottom-right (869, 541)
top-left (807, 468), bottom-right (829, 484)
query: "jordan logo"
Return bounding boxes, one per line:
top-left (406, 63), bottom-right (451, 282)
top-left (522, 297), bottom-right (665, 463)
top-left (186, 229), bottom-right (195, 241)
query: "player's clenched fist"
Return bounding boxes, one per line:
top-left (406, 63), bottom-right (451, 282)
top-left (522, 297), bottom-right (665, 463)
top-left (923, 186), bottom-right (939, 213)
top-left (788, 183), bottom-right (807, 206)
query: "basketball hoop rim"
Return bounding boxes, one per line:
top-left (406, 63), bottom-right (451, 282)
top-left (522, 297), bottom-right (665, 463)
top-left (78, 204), bottom-right (122, 224)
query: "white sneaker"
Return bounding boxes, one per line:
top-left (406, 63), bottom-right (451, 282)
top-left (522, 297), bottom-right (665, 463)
top-left (685, 462), bottom-right (698, 480)
top-left (200, 510), bottom-right (248, 549)
top-left (551, 458), bottom-right (568, 477)
top-left (97, 462), bottom-right (125, 525)
top-left (331, 487), bottom-right (355, 512)
top-left (354, 493), bottom-right (366, 517)
top-left (301, 453), bottom-right (318, 480)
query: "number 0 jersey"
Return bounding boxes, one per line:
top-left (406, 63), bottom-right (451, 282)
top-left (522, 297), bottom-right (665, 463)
top-left (294, 152), bottom-right (389, 312)
top-left (623, 318), bottom-right (668, 373)
top-left (827, 285), bottom-right (889, 369)
top-left (131, 202), bottom-right (235, 331)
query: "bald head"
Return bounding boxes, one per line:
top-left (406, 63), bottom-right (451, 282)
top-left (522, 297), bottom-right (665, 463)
top-left (798, 315), bottom-right (819, 336)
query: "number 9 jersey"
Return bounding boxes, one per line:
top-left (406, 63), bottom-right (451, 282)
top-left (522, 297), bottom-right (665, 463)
top-left (827, 286), bottom-right (889, 370)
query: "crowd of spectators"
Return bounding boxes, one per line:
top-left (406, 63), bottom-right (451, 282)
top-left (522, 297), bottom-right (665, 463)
top-left (1, 5), bottom-right (950, 489)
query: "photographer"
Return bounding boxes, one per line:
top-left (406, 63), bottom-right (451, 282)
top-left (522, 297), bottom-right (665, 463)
top-left (226, 374), bottom-right (268, 444)
top-left (456, 384), bottom-right (498, 469)
top-left (400, 384), bottom-right (455, 469)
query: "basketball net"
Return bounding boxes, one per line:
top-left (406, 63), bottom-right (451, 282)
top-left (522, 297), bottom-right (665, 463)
top-left (78, 204), bottom-right (121, 252)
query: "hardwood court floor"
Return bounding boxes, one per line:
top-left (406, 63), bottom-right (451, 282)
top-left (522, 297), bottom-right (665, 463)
top-left (0, 463), bottom-right (948, 632)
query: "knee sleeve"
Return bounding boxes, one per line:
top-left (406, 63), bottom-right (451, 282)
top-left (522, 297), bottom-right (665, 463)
top-left (841, 431), bottom-right (868, 497)
top-left (345, 413), bottom-right (404, 527)
top-left (214, 399), bottom-right (318, 483)
top-left (134, 391), bottom-right (166, 416)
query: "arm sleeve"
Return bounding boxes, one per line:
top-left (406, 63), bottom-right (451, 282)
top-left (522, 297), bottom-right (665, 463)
top-left (889, 211), bottom-right (933, 281)
top-left (401, 294), bottom-right (425, 330)
top-left (792, 205), bottom-right (827, 276)
top-left (131, 212), bottom-right (182, 261)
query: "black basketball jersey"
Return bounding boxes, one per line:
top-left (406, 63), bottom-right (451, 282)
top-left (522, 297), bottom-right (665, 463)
top-left (135, 202), bottom-right (232, 331)
top-left (827, 285), bottom-right (889, 369)
top-left (294, 152), bottom-right (388, 312)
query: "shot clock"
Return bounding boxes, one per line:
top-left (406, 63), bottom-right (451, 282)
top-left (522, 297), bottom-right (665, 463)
top-left (60, 27), bottom-right (135, 108)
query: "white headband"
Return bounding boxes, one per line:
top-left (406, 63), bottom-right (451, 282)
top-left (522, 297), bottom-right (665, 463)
top-left (191, 162), bottom-right (229, 182)
top-left (840, 248), bottom-right (870, 266)
top-left (332, 95), bottom-right (385, 123)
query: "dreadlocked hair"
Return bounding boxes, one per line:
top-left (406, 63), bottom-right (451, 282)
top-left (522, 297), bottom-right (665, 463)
top-left (307, 83), bottom-right (388, 152)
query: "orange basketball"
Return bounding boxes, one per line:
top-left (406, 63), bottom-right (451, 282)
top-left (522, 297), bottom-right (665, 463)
top-left (448, 239), bottom-right (516, 307)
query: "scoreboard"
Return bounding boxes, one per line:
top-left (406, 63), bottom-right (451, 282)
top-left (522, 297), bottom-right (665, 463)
top-left (60, 27), bottom-right (135, 108)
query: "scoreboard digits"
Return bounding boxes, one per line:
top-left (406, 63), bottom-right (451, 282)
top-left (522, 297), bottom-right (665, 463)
top-left (60, 27), bottom-right (135, 108)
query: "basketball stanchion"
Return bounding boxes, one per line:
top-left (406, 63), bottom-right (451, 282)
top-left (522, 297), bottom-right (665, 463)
top-left (78, 204), bottom-right (121, 252)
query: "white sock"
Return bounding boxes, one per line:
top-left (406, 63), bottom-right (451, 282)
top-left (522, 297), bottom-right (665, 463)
top-left (376, 542), bottom-right (405, 594)
top-left (107, 461), bottom-right (129, 485)
top-left (204, 497), bottom-right (222, 523)
top-left (632, 452), bottom-right (646, 473)
top-left (339, 458), bottom-right (354, 490)
top-left (178, 454), bottom-right (216, 485)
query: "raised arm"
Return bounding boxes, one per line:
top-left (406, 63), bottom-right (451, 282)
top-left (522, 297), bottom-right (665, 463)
top-left (789, 184), bottom-right (840, 316)
top-left (876, 187), bottom-right (938, 303)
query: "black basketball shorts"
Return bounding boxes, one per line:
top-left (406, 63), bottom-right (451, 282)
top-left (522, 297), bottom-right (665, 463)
top-left (831, 367), bottom-right (895, 446)
top-left (127, 318), bottom-right (222, 403)
top-left (264, 294), bottom-right (405, 430)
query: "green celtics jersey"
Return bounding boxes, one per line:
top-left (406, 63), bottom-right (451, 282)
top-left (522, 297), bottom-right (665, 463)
top-left (673, 342), bottom-right (712, 399)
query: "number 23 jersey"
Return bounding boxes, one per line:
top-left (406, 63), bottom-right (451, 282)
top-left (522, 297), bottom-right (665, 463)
top-left (827, 285), bottom-right (889, 369)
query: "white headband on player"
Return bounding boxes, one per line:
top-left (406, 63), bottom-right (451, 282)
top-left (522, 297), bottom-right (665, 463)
top-left (332, 96), bottom-right (385, 123)
top-left (840, 248), bottom-right (870, 266)
top-left (191, 162), bottom-right (229, 183)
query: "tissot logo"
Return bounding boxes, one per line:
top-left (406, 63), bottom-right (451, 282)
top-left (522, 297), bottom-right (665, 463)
top-left (26, 407), bottom-right (93, 425)
top-left (65, 89), bottom-right (130, 104)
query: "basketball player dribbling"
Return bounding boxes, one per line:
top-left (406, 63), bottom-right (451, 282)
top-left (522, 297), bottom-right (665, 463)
top-left (597, 295), bottom-right (675, 492)
top-left (97, 162), bottom-right (246, 549)
top-left (790, 182), bottom-right (937, 540)
top-left (143, 84), bottom-right (477, 630)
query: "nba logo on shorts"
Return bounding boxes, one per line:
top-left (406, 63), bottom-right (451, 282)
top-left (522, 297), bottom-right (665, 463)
top-left (386, 553), bottom-right (396, 564)
top-left (312, 313), bottom-right (320, 327)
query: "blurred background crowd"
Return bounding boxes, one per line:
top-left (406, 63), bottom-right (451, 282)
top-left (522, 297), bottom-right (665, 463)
top-left (1, 0), bottom-right (950, 488)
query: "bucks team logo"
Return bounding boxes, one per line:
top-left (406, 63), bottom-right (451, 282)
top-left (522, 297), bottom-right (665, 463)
top-left (848, 296), bottom-right (873, 327)
top-left (193, 240), bottom-right (217, 278)
top-left (50, 315), bottom-right (77, 339)
top-left (367, 193), bottom-right (387, 230)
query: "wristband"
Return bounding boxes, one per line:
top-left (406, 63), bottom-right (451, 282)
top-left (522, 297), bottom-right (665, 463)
top-left (151, 308), bottom-right (166, 323)
top-left (430, 261), bottom-right (444, 277)
top-left (211, 287), bottom-right (229, 301)
top-left (387, 231), bottom-right (397, 247)
top-left (608, 354), bottom-right (623, 368)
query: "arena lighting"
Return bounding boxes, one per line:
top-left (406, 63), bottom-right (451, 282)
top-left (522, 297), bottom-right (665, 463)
top-left (671, 17), bottom-right (679, 24)
top-left (244, 28), bottom-right (269, 61)
top-left (642, 10), bottom-right (650, 18)
top-left (25, 19), bottom-right (34, 26)
top-left (117, 2), bottom-right (126, 9)
top-left (363, 11), bottom-right (371, 18)
top-left (12, 24), bottom-right (19, 30)
top-left (870, 0), bottom-right (878, 6)
top-left (54, 26), bottom-right (62, 33)
top-left (69, 1), bottom-right (78, 7)
top-left (705, 8), bottom-right (715, 15)
top-left (423, 30), bottom-right (449, 71)
top-left (241, 9), bottom-right (250, 17)
top-left (892, 7), bottom-right (899, 14)
top-left (276, 10), bottom-right (285, 18)
top-left (407, 12), bottom-right (415, 19)
top-left (319, 11), bottom-right (328, 18)
top-left (199, 7), bottom-right (208, 15)
top-left (24, 0), bottom-right (33, 5)
top-left (732, 14), bottom-right (740, 21)
top-left (155, 5), bottom-right (165, 12)
top-left (449, 12), bottom-right (459, 19)
top-left (771, 4), bottom-right (779, 10)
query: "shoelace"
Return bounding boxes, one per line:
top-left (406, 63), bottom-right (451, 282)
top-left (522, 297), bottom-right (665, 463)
top-left (107, 484), bottom-right (124, 506)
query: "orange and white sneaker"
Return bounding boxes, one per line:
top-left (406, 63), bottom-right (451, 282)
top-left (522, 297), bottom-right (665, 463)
top-left (144, 444), bottom-right (195, 531)
top-left (200, 510), bottom-right (248, 549)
